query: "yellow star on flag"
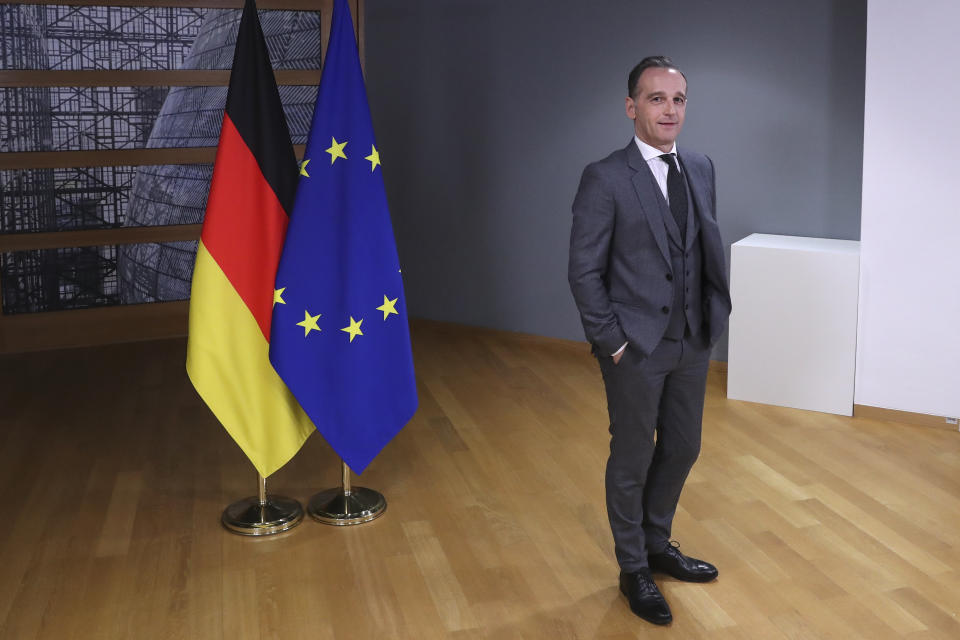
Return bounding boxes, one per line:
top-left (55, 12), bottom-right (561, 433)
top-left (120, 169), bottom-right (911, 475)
top-left (341, 316), bottom-right (364, 342)
top-left (365, 145), bottom-right (381, 171)
top-left (299, 158), bottom-right (311, 177)
top-left (376, 295), bottom-right (399, 320)
top-left (326, 137), bottom-right (348, 164)
top-left (273, 287), bottom-right (286, 306)
top-left (296, 310), bottom-right (322, 337)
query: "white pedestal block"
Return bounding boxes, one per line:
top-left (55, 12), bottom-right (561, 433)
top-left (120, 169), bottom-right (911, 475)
top-left (727, 234), bottom-right (860, 416)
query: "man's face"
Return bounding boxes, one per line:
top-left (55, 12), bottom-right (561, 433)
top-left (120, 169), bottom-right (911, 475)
top-left (625, 67), bottom-right (687, 152)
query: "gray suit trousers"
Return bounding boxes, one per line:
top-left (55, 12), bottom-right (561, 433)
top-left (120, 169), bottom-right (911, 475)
top-left (597, 332), bottom-right (710, 572)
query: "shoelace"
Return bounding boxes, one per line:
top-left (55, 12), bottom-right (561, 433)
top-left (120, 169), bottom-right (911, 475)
top-left (660, 540), bottom-right (683, 556)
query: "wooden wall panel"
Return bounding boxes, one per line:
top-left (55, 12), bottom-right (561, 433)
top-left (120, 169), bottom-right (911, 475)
top-left (0, 69), bottom-right (323, 87)
top-left (0, 301), bottom-right (190, 353)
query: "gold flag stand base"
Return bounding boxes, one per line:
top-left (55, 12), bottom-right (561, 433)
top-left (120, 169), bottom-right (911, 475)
top-left (307, 460), bottom-right (386, 526)
top-left (221, 474), bottom-right (304, 536)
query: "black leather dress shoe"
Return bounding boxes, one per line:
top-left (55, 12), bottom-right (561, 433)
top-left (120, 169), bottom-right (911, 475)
top-left (648, 541), bottom-right (718, 582)
top-left (619, 568), bottom-right (672, 625)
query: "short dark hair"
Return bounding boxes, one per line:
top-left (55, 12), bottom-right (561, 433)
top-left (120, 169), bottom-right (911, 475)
top-left (627, 56), bottom-right (686, 98)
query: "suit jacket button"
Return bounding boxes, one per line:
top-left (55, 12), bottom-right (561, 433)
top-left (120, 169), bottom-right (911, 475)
top-left (661, 306), bottom-right (670, 314)
top-left (665, 273), bottom-right (673, 281)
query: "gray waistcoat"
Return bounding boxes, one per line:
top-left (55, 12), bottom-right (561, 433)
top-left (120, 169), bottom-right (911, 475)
top-left (662, 173), bottom-right (704, 340)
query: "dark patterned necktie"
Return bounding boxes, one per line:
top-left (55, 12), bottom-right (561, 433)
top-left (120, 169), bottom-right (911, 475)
top-left (660, 153), bottom-right (688, 237)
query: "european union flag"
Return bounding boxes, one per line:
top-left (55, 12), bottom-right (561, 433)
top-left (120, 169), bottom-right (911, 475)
top-left (269, 0), bottom-right (418, 474)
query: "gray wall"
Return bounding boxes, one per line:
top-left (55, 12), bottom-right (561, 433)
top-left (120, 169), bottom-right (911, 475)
top-left (366, 0), bottom-right (866, 359)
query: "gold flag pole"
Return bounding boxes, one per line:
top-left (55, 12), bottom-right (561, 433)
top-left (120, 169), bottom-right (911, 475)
top-left (307, 458), bottom-right (386, 525)
top-left (221, 471), bottom-right (304, 535)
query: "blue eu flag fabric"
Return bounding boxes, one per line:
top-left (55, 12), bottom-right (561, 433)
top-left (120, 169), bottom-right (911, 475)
top-left (269, 0), bottom-right (418, 474)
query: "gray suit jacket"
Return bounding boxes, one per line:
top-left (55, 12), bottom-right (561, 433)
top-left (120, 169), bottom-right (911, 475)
top-left (568, 140), bottom-right (732, 358)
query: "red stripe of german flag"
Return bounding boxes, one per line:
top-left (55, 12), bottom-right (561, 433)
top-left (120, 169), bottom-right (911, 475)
top-left (186, 0), bottom-right (313, 477)
top-left (200, 115), bottom-right (288, 339)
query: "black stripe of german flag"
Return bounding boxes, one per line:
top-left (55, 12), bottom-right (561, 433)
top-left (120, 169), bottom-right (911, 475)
top-left (225, 0), bottom-right (299, 215)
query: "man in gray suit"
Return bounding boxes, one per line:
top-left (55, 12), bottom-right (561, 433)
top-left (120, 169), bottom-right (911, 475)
top-left (568, 56), bottom-right (732, 625)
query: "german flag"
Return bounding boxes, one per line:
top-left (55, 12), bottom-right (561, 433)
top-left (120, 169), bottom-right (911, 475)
top-left (186, 0), bottom-right (313, 478)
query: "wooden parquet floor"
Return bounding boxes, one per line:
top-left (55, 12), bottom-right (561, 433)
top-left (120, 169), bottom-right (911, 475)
top-left (1, 321), bottom-right (958, 639)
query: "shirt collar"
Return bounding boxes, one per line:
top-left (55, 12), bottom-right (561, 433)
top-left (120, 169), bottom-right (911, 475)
top-left (634, 136), bottom-right (677, 162)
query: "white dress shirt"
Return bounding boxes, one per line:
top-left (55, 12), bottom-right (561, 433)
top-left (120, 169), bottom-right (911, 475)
top-left (635, 135), bottom-right (678, 203)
